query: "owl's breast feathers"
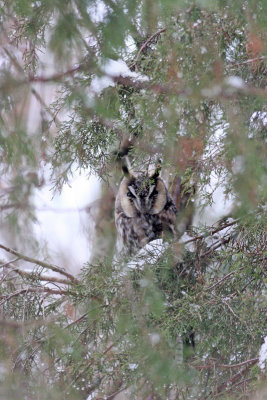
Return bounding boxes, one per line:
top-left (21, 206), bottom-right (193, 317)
top-left (115, 193), bottom-right (177, 254)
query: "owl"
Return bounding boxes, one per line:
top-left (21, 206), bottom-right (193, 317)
top-left (115, 166), bottom-right (177, 255)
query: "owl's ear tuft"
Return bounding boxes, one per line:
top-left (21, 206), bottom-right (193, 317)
top-left (122, 157), bottom-right (136, 179)
top-left (119, 178), bottom-right (136, 217)
top-left (151, 178), bottom-right (167, 214)
top-left (122, 163), bottom-right (130, 178)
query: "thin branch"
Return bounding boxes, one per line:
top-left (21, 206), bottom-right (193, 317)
top-left (0, 243), bottom-right (79, 283)
top-left (218, 358), bottom-right (259, 369)
top-left (215, 359), bottom-right (258, 395)
top-left (200, 236), bottom-right (231, 258)
top-left (213, 377), bottom-right (254, 398)
top-left (103, 342), bottom-right (115, 355)
top-left (1, 261), bottom-right (73, 285)
top-left (0, 319), bottom-right (25, 329)
top-left (3, 47), bottom-right (23, 73)
top-left (130, 27), bottom-right (166, 69)
top-left (31, 87), bottom-right (60, 125)
top-left (183, 220), bottom-right (238, 245)
top-left (0, 258), bottom-right (19, 267)
top-left (222, 299), bottom-right (241, 322)
top-left (0, 316), bottom-right (58, 330)
top-left (70, 341), bottom-right (116, 387)
top-left (15, 64), bottom-right (267, 100)
top-left (65, 312), bottom-right (88, 329)
top-left (193, 357), bottom-right (258, 371)
top-left (28, 64), bottom-right (83, 83)
top-left (0, 287), bottom-right (70, 306)
top-left (106, 386), bottom-right (127, 400)
top-left (3, 47), bottom-right (59, 124)
top-left (228, 55), bottom-right (267, 68)
top-left (0, 202), bottom-right (27, 211)
top-left (112, 75), bottom-right (188, 96)
top-left (104, 74), bottom-right (267, 99)
top-left (205, 267), bottom-right (245, 291)
top-left (200, 358), bottom-right (258, 400)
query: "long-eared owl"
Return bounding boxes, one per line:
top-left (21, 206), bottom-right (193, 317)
top-left (115, 165), bottom-right (177, 255)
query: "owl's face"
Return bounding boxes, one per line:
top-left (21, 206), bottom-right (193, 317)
top-left (115, 165), bottom-right (177, 254)
top-left (118, 174), bottom-right (168, 217)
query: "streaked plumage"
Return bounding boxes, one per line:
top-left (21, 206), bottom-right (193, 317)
top-left (115, 168), bottom-right (177, 255)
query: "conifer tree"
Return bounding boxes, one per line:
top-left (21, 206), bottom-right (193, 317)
top-left (0, 1), bottom-right (266, 399)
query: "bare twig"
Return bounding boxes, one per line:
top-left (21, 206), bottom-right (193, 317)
top-left (1, 258), bottom-right (19, 267)
top-left (103, 342), bottom-right (115, 355)
top-left (0, 243), bottom-right (79, 283)
top-left (130, 27), bottom-right (166, 69)
top-left (222, 300), bottom-right (241, 321)
top-left (0, 287), bottom-right (70, 306)
top-left (3, 47), bottom-right (23, 73)
top-left (28, 64), bottom-right (83, 83)
top-left (215, 358), bottom-right (258, 394)
top-left (200, 358), bottom-right (258, 399)
top-left (101, 74), bottom-right (267, 99)
top-left (112, 75), bottom-right (188, 96)
top-left (12, 62), bottom-right (267, 100)
top-left (205, 267), bottom-right (245, 290)
top-left (0, 203), bottom-right (25, 211)
top-left (70, 341), bottom-right (116, 388)
top-left (183, 220), bottom-right (238, 245)
top-left (65, 312), bottom-right (88, 329)
top-left (1, 262), bottom-right (73, 286)
top-left (228, 55), bottom-right (267, 68)
top-left (0, 319), bottom-right (25, 329)
top-left (213, 377), bottom-right (254, 398)
top-left (106, 386), bottom-right (127, 400)
top-left (3, 47), bottom-right (59, 124)
top-left (218, 358), bottom-right (259, 369)
top-left (192, 357), bottom-right (259, 371)
top-left (0, 316), bottom-right (58, 330)
top-left (200, 236), bottom-right (231, 258)
top-left (31, 86), bottom-right (60, 125)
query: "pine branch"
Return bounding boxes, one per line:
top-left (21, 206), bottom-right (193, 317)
top-left (112, 75), bottom-right (267, 99)
top-left (183, 219), bottom-right (238, 245)
top-left (0, 316), bottom-right (58, 330)
top-left (1, 260), bottom-right (73, 285)
top-left (205, 266), bottom-right (246, 290)
top-left (0, 243), bottom-right (79, 284)
top-left (3, 47), bottom-right (59, 124)
top-left (199, 358), bottom-right (258, 400)
top-left (28, 64), bottom-right (83, 83)
top-left (200, 236), bottom-right (232, 258)
top-left (193, 357), bottom-right (258, 370)
top-left (0, 287), bottom-right (70, 306)
top-left (215, 359), bottom-right (258, 395)
top-left (228, 55), bottom-right (267, 68)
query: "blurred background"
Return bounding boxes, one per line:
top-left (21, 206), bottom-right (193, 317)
top-left (0, 1), bottom-right (266, 399)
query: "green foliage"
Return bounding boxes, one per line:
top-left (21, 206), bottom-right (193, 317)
top-left (0, 0), bottom-right (266, 399)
